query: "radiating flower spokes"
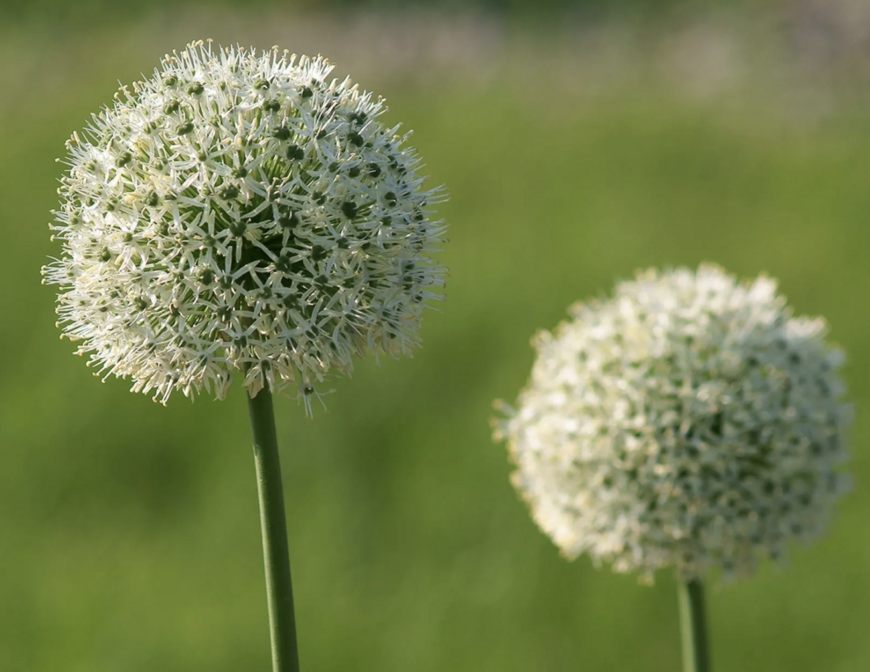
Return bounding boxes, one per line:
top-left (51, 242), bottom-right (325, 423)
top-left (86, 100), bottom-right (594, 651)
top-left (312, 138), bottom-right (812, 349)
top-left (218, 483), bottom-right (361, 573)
top-left (44, 40), bottom-right (447, 412)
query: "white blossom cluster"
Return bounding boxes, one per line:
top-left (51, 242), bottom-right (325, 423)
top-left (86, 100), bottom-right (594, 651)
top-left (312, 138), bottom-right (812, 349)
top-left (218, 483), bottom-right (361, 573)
top-left (494, 265), bottom-right (851, 581)
top-left (43, 41), bottom-right (446, 410)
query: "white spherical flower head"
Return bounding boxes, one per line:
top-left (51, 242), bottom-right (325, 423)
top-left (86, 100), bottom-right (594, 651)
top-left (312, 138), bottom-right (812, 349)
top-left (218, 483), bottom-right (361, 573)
top-left (43, 41), bottom-right (447, 411)
top-left (494, 265), bottom-right (851, 581)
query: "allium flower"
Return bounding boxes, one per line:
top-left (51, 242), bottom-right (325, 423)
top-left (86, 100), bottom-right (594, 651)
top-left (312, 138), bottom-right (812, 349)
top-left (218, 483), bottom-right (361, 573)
top-left (494, 265), bottom-right (851, 581)
top-left (43, 40), bottom-right (446, 410)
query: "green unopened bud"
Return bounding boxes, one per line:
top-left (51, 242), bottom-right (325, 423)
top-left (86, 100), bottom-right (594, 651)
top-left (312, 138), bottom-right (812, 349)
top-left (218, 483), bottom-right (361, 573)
top-left (220, 185), bottom-right (239, 200)
top-left (279, 212), bottom-right (299, 230)
top-left (341, 201), bottom-right (358, 219)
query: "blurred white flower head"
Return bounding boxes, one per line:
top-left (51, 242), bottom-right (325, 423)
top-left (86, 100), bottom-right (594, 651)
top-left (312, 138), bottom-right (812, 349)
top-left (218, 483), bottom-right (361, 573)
top-left (43, 41), bottom-right (447, 411)
top-left (494, 264), bottom-right (851, 581)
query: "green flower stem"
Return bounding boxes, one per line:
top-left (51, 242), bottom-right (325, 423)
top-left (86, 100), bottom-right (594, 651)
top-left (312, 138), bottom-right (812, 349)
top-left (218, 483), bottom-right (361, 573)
top-left (678, 578), bottom-right (710, 672)
top-left (247, 386), bottom-right (301, 672)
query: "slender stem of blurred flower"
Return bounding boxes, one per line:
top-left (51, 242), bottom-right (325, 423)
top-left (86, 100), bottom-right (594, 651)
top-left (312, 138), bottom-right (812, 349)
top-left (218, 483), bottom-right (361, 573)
top-left (678, 578), bottom-right (710, 672)
top-left (247, 385), bottom-right (301, 672)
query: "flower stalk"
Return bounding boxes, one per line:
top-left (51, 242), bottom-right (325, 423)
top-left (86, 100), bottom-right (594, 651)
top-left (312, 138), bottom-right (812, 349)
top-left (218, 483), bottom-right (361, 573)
top-left (247, 385), bottom-right (300, 672)
top-left (678, 578), bottom-right (710, 672)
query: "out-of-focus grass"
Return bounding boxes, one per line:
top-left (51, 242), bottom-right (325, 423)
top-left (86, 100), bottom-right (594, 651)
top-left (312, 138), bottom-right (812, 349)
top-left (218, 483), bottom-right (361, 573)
top-left (1, 14), bottom-right (869, 672)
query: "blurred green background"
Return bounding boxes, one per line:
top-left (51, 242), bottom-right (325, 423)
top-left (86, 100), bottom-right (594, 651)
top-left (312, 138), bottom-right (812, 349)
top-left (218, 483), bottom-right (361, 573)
top-left (2, 1), bottom-right (869, 670)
